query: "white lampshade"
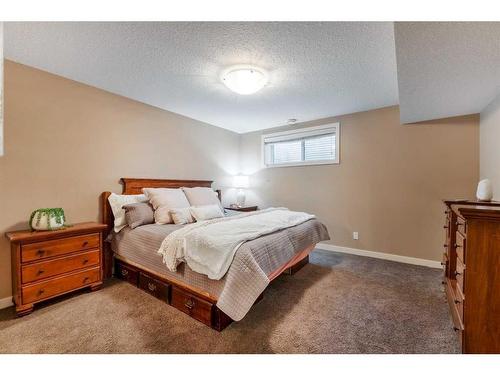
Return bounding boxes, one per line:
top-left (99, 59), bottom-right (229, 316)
top-left (233, 175), bottom-right (249, 189)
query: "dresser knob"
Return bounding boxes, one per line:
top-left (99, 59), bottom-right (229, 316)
top-left (37, 269), bottom-right (45, 276)
top-left (440, 262), bottom-right (446, 266)
top-left (82, 259), bottom-right (89, 264)
top-left (82, 241), bottom-right (89, 247)
top-left (121, 269), bottom-right (129, 276)
top-left (443, 244), bottom-right (448, 248)
top-left (83, 277), bottom-right (90, 283)
top-left (36, 249), bottom-right (46, 257)
top-left (443, 225), bottom-right (449, 229)
top-left (147, 282), bottom-right (157, 292)
top-left (37, 289), bottom-right (45, 296)
top-left (184, 298), bottom-right (195, 310)
top-left (454, 244), bottom-right (462, 248)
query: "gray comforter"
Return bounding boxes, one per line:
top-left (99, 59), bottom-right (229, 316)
top-left (111, 218), bottom-right (329, 320)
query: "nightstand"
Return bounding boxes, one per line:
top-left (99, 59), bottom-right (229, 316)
top-left (224, 206), bottom-right (258, 212)
top-left (5, 222), bottom-right (107, 316)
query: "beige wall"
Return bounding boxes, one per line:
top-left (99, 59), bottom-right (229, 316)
top-left (0, 61), bottom-right (481, 301)
top-left (0, 61), bottom-right (240, 300)
top-left (480, 93), bottom-right (500, 200)
top-left (240, 106), bottom-right (479, 262)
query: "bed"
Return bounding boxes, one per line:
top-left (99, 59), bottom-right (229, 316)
top-left (101, 178), bottom-right (329, 331)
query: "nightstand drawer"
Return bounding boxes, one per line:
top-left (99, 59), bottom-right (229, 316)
top-left (22, 267), bottom-right (100, 304)
top-left (22, 234), bottom-right (99, 263)
top-left (22, 249), bottom-right (100, 284)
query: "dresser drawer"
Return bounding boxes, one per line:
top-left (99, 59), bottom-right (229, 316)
top-left (445, 281), bottom-right (464, 332)
top-left (171, 286), bottom-right (213, 326)
top-left (456, 257), bottom-right (465, 293)
top-left (115, 261), bottom-right (138, 285)
top-left (139, 272), bottom-right (170, 302)
top-left (456, 216), bottom-right (467, 237)
top-left (455, 231), bottom-right (466, 263)
top-left (22, 234), bottom-right (100, 263)
top-left (22, 249), bottom-right (100, 284)
top-left (22, 267), bottom-right (100, 304)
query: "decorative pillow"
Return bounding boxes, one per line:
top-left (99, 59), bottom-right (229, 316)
top-left (182, 187), bottom-right (222, 210)
top-left (123, 202), bottom-right (155, 229)
top-left (108, 193), bottom-right (148, 232)
top-left (190, 204), bottom-right (224, 221)
top-left (170, 208), bottom-right (195, 225)
top-left (143, 188), bottom-right (190, 224)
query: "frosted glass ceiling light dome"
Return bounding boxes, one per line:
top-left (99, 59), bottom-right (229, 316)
top-left (221, 65), bottom-right (268, 95)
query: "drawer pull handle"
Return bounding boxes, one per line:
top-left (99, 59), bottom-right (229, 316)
top-left (440, 262), bottom-right (446, 266)
top-left (82, 259), bottom-right (89, 265)
top-left (121, 269), bottom-right (129, 276)
top-left (83, 277), bottom-right (90, 283)
top-left (37, 289), bottom-right (45, 296)
top-left (36, 249), bottom-right (46, 257)
top-left (454, 244), bottom-right (462, 248)
top-left (82, 241), bottom-right (89, 247)
top-left (147, 282), bottom-right (157, 292)
top-left (443, 244), bottom-right (448, 248)
top-left (443, 225), bottom-right (448, 229)
top-left (184, 298), bottom-right (195, 310)
top-left (37, 269), bottom-right (45, 276)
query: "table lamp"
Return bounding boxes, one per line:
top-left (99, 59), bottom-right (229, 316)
top-left (233, 175), bottom-right (249, 207)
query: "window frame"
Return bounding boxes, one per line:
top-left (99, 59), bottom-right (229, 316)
top-left (261, 122), bottom-right (340, 168)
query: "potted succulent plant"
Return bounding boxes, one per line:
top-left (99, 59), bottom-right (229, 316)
top-left (29, 208), bottom-right (67, 231)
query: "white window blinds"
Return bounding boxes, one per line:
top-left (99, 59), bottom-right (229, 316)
top-left (263, 123), bottom-right (339, 167)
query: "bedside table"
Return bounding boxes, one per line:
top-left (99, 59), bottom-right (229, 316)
top-left (224, 206), bottom-right (258, 212)
top-left (5, 222), bottom-right (107, 316)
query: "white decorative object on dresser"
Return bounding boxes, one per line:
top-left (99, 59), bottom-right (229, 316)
top-left (476, 179), bottom-right (493, 201)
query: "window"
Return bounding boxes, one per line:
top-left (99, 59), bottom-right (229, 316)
top-left (262, 123), bottom-right (340, 167)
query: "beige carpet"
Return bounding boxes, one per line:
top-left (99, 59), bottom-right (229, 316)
top-left (0, 250), bottom-right (460, 353)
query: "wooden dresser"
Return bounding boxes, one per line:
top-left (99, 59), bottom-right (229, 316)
top-left (6, 222), bottom-right (107, 316)
top-left (442, 200), bottom-right (500, 353)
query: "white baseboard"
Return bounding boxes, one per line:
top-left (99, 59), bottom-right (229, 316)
top-left (0, 296), bottom-right (13, 310)
top-left (315, 243), bottom-right (442, 269)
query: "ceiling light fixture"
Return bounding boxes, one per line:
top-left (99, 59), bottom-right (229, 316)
top-left (221, 65), bottom-right (268, 95)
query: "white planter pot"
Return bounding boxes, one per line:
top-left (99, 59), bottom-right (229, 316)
top-left (30, 209), bottom-right (66, 231)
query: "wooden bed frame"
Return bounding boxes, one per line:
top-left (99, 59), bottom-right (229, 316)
top-left (101, 178), bottom-right (311, 331)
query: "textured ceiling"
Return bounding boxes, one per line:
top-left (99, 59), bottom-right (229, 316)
top-left (4, 22), bottom-right (399, 133)
top-left (395, 22), bottom-right (500, 124)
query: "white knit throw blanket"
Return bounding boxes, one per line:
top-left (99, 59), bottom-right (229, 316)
top-left (157, 207), bottom-right (315, 280)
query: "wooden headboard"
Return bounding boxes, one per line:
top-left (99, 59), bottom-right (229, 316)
top-left (100, 178), bottom-right (220, 278)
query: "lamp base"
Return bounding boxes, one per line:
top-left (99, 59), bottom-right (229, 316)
top-left (236, 189), bottom-right (246, 208)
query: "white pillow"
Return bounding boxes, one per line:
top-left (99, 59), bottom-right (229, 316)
top-left (170, 208), bottom-right (195, 225)
top-left (190, 205), bottom-right (224, 221)
top-left (108, 193), bottom-right (148, 232)
top-left (182, 187), bottom-right (222, 210)
top-left (143, 188), bottom-right (190, 224)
